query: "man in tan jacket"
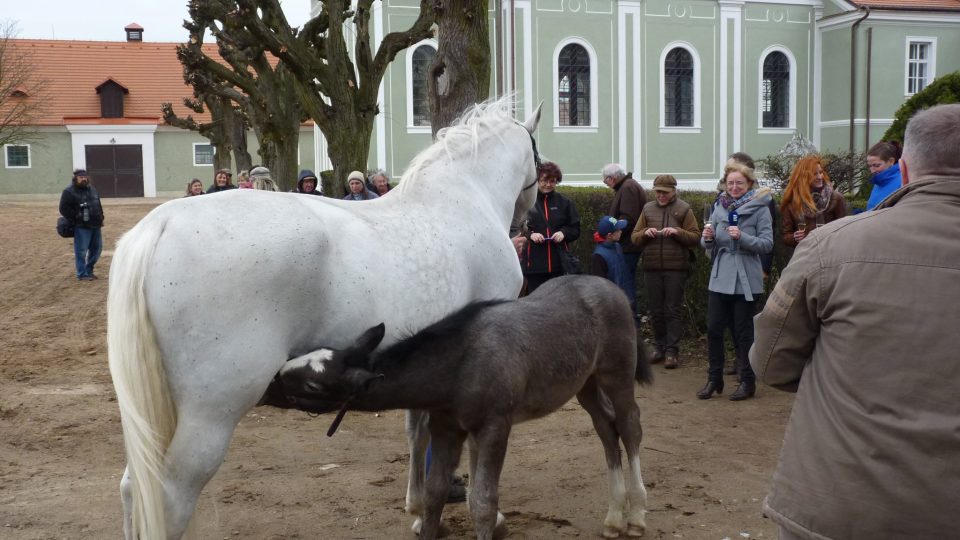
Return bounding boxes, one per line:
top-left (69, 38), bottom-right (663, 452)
top-left (750, 104), bottom-right (960, 539)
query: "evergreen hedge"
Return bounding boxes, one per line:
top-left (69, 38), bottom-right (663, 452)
top-left (883, 71), bottom-right (960, 143)
top-left (556, 186), bottom-right (790, 335)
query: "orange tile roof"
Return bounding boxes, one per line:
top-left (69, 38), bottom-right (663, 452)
top-left (851, 0), bottom-right (960, 10)
top-left (9, 38), bottom-right (212, 126)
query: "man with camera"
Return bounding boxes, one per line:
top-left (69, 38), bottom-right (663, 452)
top-left (59, 168), bottom-right (104, 281)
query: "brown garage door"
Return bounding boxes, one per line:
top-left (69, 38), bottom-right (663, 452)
top-left (85, 145), bottom-right (144, 198)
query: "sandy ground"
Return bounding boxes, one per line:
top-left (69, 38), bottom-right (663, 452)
top-left (0, 198), bottom-right (793, 539)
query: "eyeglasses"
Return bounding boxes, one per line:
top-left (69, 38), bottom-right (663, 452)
top-left (539, 178), bottom-right (558, 184)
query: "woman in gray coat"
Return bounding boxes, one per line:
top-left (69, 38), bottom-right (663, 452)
top-left (699, 162), bottom-right (773, 401)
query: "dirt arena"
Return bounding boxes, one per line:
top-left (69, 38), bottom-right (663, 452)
top-left (0, 198), bottom-right (794, 539)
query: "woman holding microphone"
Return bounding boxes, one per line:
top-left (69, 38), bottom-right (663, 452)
top-left (699, 162), bottom-right (773, 401)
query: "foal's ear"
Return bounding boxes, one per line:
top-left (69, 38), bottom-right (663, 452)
top-left (355, 323), bottom-right (386, 355)
top-left (522, 102), bottom-right (543, 134)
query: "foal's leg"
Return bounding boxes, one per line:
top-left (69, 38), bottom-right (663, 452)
top-left (467, 419), bottom-right (512, 540)
top-left (419, 418), bottom-right (467, 540)
top-left (405, 409), bottom-right (431, 531)
top-left (606, 383), bottom-right (647, 537)
top-left (577, 378), bottom-right (630, 538)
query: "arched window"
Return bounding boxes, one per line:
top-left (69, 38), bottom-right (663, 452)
top-left (410, 44), bottom-right (436, 127)
top-left (557, 43), bottom-right (591, 127)
top-left (664, 48), bottom-right (694, 127)
top-left (762, 52), bottom-right (790, 128)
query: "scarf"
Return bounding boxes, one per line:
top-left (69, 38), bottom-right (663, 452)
top-left (798, 185), bottom-right (833, 219)
top-left (718, 187), bottom-right (770, 212)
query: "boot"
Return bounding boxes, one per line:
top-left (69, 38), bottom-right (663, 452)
top-left (729, 381), bottom-right (756, 401)
top-left (696, 379), bottom-right (724, 400)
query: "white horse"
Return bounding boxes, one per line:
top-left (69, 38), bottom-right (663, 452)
top-left (107, 97), bottom-right (542, 540)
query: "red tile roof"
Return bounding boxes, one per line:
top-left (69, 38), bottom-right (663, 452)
top-left (11, 39), bottom-right (219, 126)
top-left (850, 0), bottom-right (960, 10)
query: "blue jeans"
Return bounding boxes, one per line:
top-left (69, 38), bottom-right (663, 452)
top-left (73, 226), bottom-right (102, 278)
top-left (622, 252), bottom-right (641, 319)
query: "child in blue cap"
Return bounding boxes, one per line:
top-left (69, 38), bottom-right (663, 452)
top-left (591, 215), bottom-right (630, 298)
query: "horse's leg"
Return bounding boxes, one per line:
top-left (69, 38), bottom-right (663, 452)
top-left (466, 419), bottom-right (512, 540)
top-left (577, 378), bottom-right (629, 539)
top-left (606, 384), bottom-right (647, 537)
top-left (405, 409), bottom-right (431, 532)
top-left (419, 416), bottom-right (466, 540)
top-left (120, 466), bottom-right (134, 540)
top-left (160, 417), bottom-right (239, 539)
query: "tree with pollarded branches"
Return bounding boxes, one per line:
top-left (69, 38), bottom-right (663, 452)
top-left (161, 94), bottom-right (253, 174)
top-left (427, 0), bottom-right (491, 137)
top-left (179, 1), bottom-right (305, 191)
top-left (0, 20), bottom-right (47, 148)
top-left (182, 0), bottom-right (437, 195)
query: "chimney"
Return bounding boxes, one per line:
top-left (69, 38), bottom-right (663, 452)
top-left (125, 23), bottom-right (144, 42)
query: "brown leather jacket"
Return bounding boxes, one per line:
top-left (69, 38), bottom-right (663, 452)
top-left (631, 197), bottom-right (700, 271)
top-left (751, 177), bottom-right (960, 539)
top-left (781, 190), bottom-right (847, 247)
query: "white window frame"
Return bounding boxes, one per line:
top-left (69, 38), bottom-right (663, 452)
top-left (4, 144), bottom-right (31, 168)
top-left (905, 37), bottom-right (936, 96)
top-left (552, 37), bottom-right (599, 133)
top-left (406, 39), bottom-right (437, 134)
top-left (757, 45), bottom-right (797, 134)
top-left (192, 142), bottom-right (214, 167)
top-left (659, 42), bottom-right (701, 133)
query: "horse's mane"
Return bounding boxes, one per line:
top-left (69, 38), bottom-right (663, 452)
top-left (373, 298), bottom-right (510, 368)
top-left (399, 95), bottom-right (517, 186)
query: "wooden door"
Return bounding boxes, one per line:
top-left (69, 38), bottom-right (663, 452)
top-left (84, 145), bottom-right (144, 198)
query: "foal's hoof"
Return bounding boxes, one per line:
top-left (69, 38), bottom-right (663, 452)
top-left (410, 517), bottom-right (451, 538)
top-left (493, 512), bottom-right (509, 540)
top-left (626, 522), bottom-right (646, 537)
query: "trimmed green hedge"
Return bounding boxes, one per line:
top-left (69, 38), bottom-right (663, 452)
top-left (557, 186), bottom-right (791, 334)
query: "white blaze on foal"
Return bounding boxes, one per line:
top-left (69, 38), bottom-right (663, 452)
top-left (282, 349), bottom-right (335, 375)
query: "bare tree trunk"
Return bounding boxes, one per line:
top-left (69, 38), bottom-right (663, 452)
top-left (428, 0), bottom-right (491, 136)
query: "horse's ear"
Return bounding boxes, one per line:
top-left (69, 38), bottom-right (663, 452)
top-left (355, 323), bottom-right (386, 355)
top-left (522, 102), bottom-right (543, 134)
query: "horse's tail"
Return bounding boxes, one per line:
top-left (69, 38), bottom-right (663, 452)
top-left (634, 339), bottom-right (654, 386)
top-left (107, 213), bottom-right (175, 540)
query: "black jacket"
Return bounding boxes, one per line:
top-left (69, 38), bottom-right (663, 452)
top-left (59, 184), bottom-right (104, 228)
top-left (523, 190), bottom-right (580, 275)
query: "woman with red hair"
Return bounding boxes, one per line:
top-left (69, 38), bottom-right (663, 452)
top-left (780, 156), bottom-right (847, 248)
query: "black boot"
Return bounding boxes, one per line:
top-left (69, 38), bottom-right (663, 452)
top-left (696, 379), bottom-right (724, 400)
top-left (729, 382), bottom-right (756, 401)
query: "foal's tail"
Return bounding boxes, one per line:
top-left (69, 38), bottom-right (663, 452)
top-left (634, 339), bottom-right (654, 386)
top-left (107, 213), bottom-right (175, 540)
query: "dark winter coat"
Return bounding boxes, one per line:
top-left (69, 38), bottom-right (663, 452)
top-left (609, 175), bottom-right (647, 254)
top-left (59, 183), bottom-right (104, 229)
top-left (523, 190), bottom-right (580, 275)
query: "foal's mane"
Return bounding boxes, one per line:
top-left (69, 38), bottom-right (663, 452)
top-left (399, 96), bottom-right (517, 186)
top-left (372, 299), bottom-right (510, 369)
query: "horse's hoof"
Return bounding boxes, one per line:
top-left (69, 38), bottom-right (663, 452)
top-left (626, 523), bottom-right (646, 537)
top-left (411, 517), bottom-right (422, 535)
top-left (602, 526), bottom-right (622, 539)
top-left (411, 518), bottom-right (450, 539)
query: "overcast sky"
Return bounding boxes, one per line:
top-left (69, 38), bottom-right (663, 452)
top-left (8, 0), bottom-right (313, 42)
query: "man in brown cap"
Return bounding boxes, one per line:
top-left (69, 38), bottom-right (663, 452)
top-left (630, 175), bottom-right (700, 368)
